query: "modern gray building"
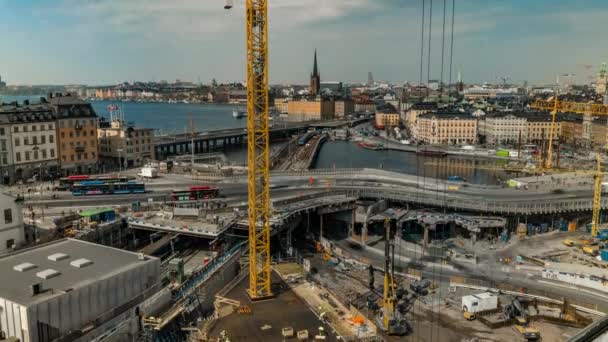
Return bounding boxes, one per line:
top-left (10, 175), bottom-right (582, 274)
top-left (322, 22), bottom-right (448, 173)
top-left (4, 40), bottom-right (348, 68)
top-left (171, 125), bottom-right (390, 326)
top-left (0, 239), bottom-right (160, 342)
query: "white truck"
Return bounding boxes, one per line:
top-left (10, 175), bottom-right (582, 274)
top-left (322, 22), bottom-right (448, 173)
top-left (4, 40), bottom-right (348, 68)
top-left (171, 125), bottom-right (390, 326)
top-left (139, 167), bottom-right (158, 179)
top-left (461, 292), bottom-right (498, 313)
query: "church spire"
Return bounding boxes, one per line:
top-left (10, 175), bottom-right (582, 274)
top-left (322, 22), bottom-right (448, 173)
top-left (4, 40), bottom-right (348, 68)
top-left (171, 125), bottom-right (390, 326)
top-left (313, 49), bottom-right (319, 77)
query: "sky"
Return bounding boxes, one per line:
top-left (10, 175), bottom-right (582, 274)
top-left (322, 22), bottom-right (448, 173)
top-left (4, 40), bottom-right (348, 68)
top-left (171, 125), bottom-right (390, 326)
top-left (1, 0), bottom-right (608, 86)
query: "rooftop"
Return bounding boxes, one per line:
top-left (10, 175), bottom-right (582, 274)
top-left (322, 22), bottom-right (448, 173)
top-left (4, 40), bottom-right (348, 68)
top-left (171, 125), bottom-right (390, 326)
top-left (0, 238), bottom-right (158, 306)
top-left (418, 112), bottom-right (475, 120)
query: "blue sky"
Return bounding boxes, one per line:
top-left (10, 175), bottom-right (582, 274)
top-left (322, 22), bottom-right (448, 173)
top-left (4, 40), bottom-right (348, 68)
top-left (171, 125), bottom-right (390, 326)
top-left (1, 0), bottom-right (607, 85)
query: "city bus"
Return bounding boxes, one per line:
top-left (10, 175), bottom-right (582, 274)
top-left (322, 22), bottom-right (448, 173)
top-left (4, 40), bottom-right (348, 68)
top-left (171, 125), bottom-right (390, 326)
top-left (170, 186), bottom-right (220, 201)
top-left (71, 181), bottom-right (145, 195)
top-left (58, 175), bottom-right (134, 190)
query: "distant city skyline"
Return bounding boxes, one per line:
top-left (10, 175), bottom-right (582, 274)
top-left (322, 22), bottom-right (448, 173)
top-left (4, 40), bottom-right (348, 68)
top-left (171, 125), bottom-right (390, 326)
top-left (1, 0), bottom-right (608, 85)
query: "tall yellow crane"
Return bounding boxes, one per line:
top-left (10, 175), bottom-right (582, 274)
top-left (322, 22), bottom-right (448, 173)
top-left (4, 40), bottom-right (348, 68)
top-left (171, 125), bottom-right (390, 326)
top-left (592, 153), bottom-right (603, 238)
top-left (226, 0), bottom-right (272, 299)
top-left (529, 98), bottom-right (608, 170)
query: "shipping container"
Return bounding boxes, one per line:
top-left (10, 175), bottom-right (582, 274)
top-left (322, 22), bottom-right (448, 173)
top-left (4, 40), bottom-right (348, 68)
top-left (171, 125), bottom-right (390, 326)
top-left (601, 249), bottom-right (608, 261)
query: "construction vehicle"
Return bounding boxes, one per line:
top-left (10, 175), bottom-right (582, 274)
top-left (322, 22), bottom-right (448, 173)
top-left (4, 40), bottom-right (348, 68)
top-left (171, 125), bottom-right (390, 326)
top-left (513, 318), bottom-right (541, 341)
top-left (375, 218), bottom-right (408, 336)
top-left (582, 244), bottom-right (600, 256)
top-left (503, 296), bottom-right (540, 340)
top-left (463, 311), bottom-right (476, 321)
top-left (563, 238), bottom-right (578, 247)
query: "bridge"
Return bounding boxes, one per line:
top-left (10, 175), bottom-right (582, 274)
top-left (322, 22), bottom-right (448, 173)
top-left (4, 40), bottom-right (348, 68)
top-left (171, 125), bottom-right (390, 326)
top-left (153, 118), bottom-right (370, 159)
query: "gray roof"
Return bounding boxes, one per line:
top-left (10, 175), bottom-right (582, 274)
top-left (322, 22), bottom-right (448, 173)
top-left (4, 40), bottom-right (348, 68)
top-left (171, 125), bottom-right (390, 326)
top-left (0, 239), bottom-right (158, 306)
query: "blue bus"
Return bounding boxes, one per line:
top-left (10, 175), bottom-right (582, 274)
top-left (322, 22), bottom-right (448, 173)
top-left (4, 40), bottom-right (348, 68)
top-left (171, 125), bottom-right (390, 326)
top-left (72, 181), bottom-right (145, 196)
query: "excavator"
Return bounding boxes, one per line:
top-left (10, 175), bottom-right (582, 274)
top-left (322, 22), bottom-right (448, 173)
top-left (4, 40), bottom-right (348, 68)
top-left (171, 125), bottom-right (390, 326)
top-left (503, 297), bottom-right (541, 341)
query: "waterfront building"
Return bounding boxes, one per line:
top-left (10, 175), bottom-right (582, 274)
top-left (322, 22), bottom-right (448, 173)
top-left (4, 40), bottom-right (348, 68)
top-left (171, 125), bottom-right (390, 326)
top-left (374, 103), bottom-right (400, 129)
top-left (310, 50), bottom-right (321, 97)
top-left (354, 99), bottom-right (375, 113)
top-left (334, 99), bottom-right (355, 118)
top-left (50, 94), bottom-right (99, 175)
top-left (406, 102), bottom-right (437, 139)
top-left (287, 98), bottom-right (334, 122)
top-left (0, 238), bottom-right (160, 342)
top-left (274, 98), bottom-right (289, 114)
top-left (526, 114), bottom-right (561, 145)
top-left (560, 118), bottom-right (584, 146)
top-left (98, 118), bottom-right (155, 168)
top-left (417, 112), bottom-right (478, 145)
top-left (0, 191), bottom-right (23, 255)
top-left (0, 100), bottom-right (59, 184)
top-left (484, 113), bottom-right (527, 145)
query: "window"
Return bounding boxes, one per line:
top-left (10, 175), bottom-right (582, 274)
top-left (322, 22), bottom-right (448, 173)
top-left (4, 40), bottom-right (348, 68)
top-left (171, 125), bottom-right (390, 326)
top-left (92, 152), bottom-right (96, 158)
top-left (76, 131), bottom-right (80, 138)
top-left (33, 150), bottom-right (38, 159)
top-left (84, 152), bottom-right (88, 159)
top-left (32, 125), bottom-right (37, 131)
top-left (6, 239), bottom-right (14, 249)
top-left (0, 140), bottom-right (5, 151)
top-left (48, 124), bottom-right (53, 130)
top-left (40, 124), bottom-right (44, 131)
top-left (23, 137), bottom-right (28, 146)
top-left (15, 152), bottom-right (20, 162)
top-left (0, 128), bottom-right (4, 135)
top-left (77, 154), bottom-right (81, 161)
top-left (50, 149), bottom-right (55, 158)
top-left (2, 156), bottom-right (6, 165)
top-left (69, 132), bottom-right (73, 138)
top-left (13, 127), bottom-right (18, 133)
top-left (62, 155), bottom-right (66, 161)
top-left (90, 129), bottom-right (94, 136)
top-left (41, 135), bottom-right (46, 144)
top-left (14, 138), bottom-right (19, 147)
top-left (32, 136), bottom-right (37, 145)
top-left (83, 130), bottom-right (87, 137)
top-left (25, 151), bottom-right (30, 161)
top-left (70, 154), bottom-right (74, 161)
top-left (42, 149), bottom-right (47, 159)
top-left (91, 140), bottom-right (95, 146)
top-left (49, 135), bottom-right (54, 143)
top-left (89, 119), bottom-right (94, 126)
top-left (61, 132), bottom-right (65, 138)
top-left (23, 126), bottom-right (28, 132)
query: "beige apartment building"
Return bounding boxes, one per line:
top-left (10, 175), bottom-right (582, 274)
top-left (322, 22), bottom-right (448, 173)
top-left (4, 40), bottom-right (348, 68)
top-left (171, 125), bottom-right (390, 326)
top-left (98, 119), bottom-right (154, 169)
top-left (334, 99), bottom-right (354, 118)
top-left (484, 113), bottom-right (527, 145)
top-left (526, 116), bottom-right (561, 144)
top-left (417, 113), bottom-right (477, 145)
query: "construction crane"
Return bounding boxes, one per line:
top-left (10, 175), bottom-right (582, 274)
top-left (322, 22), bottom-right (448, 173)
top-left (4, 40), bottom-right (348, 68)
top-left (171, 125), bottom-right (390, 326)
top-left (376, 218), bottom-right (407, 336)
top-left (592, 153), bottom-right (603, 238)
top-left (225, 0), bottom-right (272, 299)
top-left (529, 98), bottom-right (608, 170)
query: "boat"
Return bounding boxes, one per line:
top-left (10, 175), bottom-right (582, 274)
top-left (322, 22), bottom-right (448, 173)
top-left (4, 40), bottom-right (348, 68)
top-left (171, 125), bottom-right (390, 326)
top-left (358, 141), bottom-right (385, 150)
top-left (232, 108), bottom-right (247, 119)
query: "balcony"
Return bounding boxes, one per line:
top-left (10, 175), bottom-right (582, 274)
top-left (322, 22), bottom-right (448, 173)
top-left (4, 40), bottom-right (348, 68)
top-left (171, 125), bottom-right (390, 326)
top-left (75, 146), bottom-right (85, 153)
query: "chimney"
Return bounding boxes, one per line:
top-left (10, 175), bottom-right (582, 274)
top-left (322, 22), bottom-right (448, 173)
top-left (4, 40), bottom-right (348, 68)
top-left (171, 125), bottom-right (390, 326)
top-left (30, 283), bottom-right (42, 296)
top-left (48, 93), bottom-right (53, 99)
top-left (23, 100), bottom-right (29, 106)
top-left (40, 97), bottom-right (47, 103)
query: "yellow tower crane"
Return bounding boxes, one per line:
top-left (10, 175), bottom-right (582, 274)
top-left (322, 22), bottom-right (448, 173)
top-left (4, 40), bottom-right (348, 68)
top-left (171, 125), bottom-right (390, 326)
top-left (225, 0), bottom-right (272, 299)
top-left (592, 153), bottom-right (602, 238)
top-left (529, 98), bottom-right (608, 170)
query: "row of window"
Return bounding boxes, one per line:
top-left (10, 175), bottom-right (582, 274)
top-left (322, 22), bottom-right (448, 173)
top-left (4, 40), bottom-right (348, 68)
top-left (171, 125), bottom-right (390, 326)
top-left (15, 149), bottom-right (55, 162)
top-left (99, 146), bottom-right (151, 153)
top-left (60, 130), bottom-right (96, 139)
top-left (14, 135), bottom-right (54, 147)
top-left (61, 152), bottom-right (96, 162)
top-left (61, 140), bottom-right (96, 149)
top-left (58, 119), bottom-right (96, 128)
top-left (8, 124), bottom-right (54, 134)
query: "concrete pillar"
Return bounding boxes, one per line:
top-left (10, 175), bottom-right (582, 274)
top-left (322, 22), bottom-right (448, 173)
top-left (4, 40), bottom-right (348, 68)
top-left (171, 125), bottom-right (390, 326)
top-left (362, 221), bottom-right (367, 247)
top-left (320, 213), bottom-right (324, 240)
top-left (423, 224), bottom-right (430, 249)
top-left (349, 208), bottom-right (355, 237)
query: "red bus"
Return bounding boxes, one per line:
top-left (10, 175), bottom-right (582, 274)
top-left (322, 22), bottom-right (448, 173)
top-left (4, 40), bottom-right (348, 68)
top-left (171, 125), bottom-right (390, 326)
top-left (171, 186), bottom-right (220, 201)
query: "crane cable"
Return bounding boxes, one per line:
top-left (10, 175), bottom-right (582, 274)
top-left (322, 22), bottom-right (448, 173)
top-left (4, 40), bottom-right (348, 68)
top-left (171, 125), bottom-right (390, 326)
top-left (448, 0), bottom-right (456, 98)
top-left (426, 0), bottom-right (433, 95)
top-left (440, 0), bottom-right (447, 100)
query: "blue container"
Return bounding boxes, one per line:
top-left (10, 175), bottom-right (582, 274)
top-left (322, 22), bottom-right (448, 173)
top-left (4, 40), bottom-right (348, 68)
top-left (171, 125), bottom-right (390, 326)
top-left (560, 221), bottom-right (568, 231)
top-left (598, 230), bottom-right (608, 241)
top-left (601, 249), bottom-right (608, 262)
top-left (501, 232), bottom-right (509, 242)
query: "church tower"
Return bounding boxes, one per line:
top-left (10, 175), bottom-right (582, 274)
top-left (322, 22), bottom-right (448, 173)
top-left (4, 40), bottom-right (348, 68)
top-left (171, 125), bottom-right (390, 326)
top-left (310, 49), bottom-right (321, 96)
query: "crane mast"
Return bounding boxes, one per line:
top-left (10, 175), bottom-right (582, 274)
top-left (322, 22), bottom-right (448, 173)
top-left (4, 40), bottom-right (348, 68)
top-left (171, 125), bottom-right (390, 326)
top-left (592, 153), bottom-right (602, 238)
top-left (245, 0), bottom-right (272, 299)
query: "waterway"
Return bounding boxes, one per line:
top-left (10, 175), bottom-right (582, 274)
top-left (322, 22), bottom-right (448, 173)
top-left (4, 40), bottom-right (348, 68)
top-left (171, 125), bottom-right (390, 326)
top-left (313, 141), bottom-right (517, 185)
top-left (1, 96), bottom-right (515, 184)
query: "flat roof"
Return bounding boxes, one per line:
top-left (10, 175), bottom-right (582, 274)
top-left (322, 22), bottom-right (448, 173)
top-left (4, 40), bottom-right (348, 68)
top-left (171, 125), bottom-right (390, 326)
top-left (79, 208), bottom-right (114, 217)
top-left (0, 239), bottom-right (158, 306)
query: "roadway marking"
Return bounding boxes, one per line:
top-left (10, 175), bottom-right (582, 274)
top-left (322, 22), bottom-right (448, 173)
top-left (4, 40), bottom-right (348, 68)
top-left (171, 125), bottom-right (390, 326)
top-left (537, 279), bottom-right (608, 300)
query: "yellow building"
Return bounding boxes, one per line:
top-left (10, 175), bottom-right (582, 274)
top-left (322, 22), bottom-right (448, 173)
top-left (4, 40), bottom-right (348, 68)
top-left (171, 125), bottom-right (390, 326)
top-left (274, 98), bottom-right (289, 114)
top-left (287, 99), bottom-right (334, 122)
top-left (417, 113), bottom-right (477, 145)
top-left (406, 102), bottom-right (437, 137)
top-left (50, 94), bottom-right (99, 174)
top-left (374, 104), bottom-right (400, 129)
top-left (561, 119), bottom-right (584, 146)
top-left (334, 99), bottom-right (354, 118)
top-left (526, 116), bottom-right (561, 144)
